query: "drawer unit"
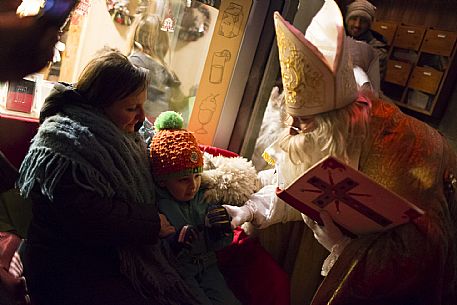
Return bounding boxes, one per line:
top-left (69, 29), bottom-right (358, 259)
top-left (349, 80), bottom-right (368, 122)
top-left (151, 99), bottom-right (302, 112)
top-left (384, 60), bottom-right (413, 86)
top-left (408, 66), bottom-right (443, 95)
top-left (372, 21), bottom-right (398, 45)
top-left (393, 25), bottom-right (426, 51)
top-left (421, 29), bottom-right (457, 57)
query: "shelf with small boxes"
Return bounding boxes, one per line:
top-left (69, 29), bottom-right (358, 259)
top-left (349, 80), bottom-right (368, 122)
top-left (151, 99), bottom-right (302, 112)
top-left (375, 20), bottom-right (457, 120)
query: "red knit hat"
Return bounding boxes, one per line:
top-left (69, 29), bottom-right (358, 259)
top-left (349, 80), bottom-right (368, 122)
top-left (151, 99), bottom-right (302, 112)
top-left (150, 111), bottom-right (203, 179)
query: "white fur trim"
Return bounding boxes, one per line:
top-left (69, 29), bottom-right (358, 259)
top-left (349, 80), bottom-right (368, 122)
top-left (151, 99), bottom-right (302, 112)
top-left (201, 153), bottom-right (261, 206)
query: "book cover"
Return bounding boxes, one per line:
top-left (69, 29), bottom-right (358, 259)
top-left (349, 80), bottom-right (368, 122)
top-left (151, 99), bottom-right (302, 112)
top-left (276, 156), bottom-right (424, 236)
top-left (6, 79), bottom-right (36, 113)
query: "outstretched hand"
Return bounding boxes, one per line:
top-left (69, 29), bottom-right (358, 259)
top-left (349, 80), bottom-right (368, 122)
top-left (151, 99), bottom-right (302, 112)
top-left (222, 204), bottom-right (253, 229)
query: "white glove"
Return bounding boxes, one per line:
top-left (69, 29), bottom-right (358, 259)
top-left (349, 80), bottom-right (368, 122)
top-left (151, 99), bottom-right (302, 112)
top-left (222, 204), bottom-right (253, 228)
top-left (302, 210), bottom-right (350, 252)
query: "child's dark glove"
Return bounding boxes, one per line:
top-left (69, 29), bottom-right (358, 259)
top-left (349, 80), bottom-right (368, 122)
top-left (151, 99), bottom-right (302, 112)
top-left (205, 204), bottom-right (232, 235)
top-left (167, 225), bottom-right (199, 253)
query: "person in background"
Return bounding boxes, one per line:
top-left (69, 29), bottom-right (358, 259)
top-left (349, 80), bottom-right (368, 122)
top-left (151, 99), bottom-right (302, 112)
top-left (16, 48), bottom-right (198, 305)
top-left (0, 151), bottom-right (31, 305)
top-left (344, 0), bottom-right (388, 79)
top-left (347, 37), bottom-right (380, 94)
top-left (224, 1), bottom-right (457, 304)
top-left (0, 0), bottom-right (59, 81)
top-left (150, 111), bottom-right (241, 305)
top-left (129, 15), bottom-right (187, 122)
top-left (0, 1), bottom-right (62, 302)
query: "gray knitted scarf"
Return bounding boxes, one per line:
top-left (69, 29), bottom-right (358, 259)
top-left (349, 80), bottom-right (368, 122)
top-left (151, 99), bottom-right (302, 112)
top-left (18, 103), bottom-right (198, 305)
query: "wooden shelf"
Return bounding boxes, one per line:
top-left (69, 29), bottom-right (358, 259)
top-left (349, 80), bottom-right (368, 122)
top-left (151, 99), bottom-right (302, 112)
top-left (380, 22), bottom-right (457, 121)
top-left (393, 100), bottom-right (433, 115)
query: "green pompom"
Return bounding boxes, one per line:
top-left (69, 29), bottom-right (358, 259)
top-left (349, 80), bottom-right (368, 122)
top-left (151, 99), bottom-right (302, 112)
top-left (154, 111), bottom-right (184, 132)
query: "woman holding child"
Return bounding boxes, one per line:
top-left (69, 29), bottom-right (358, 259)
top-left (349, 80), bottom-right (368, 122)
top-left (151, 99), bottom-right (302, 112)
top-left (17, 49), bottom-right (198, 305)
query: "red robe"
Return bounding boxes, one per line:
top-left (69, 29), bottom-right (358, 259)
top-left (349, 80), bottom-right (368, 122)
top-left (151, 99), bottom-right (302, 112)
top-left (311, 99), bottom-right (457, 305)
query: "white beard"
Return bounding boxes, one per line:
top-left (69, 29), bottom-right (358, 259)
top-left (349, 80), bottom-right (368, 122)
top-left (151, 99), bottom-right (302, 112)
top-left (263, 100), bottom-right (371, 188)
top-left (252, 87), bottom-right (286, 171)
top-left (277, 129), bottom-right (332, 187)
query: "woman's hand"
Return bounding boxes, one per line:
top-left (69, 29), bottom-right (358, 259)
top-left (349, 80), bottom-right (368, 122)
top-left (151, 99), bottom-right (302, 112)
top-left (159, 213), bottom-right (176, 238)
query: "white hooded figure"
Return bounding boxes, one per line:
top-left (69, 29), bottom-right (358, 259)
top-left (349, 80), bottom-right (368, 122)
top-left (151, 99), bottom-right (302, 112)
top-left (225, 1), bottom-right (370, 303)
top-left (225, 1), bottom-right (457, 305)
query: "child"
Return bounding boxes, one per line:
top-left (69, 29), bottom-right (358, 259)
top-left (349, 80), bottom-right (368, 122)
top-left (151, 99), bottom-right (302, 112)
top-left (150, 111), bottom-right (241, 305)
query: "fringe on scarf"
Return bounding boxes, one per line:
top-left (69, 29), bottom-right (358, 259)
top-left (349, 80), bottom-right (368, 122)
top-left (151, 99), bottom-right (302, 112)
top-left (17, 100), bottom-right (199, 304)
top-left (18, 147), bottom-right (114, 201)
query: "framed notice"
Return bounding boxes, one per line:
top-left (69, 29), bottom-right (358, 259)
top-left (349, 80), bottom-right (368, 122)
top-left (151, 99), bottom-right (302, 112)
top-left (6, 79), bottom-right (36, 113)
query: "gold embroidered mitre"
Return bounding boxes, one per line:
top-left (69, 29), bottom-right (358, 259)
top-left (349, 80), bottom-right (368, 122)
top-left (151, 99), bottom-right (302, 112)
top-left (274, 0), bottom-right (358, 117)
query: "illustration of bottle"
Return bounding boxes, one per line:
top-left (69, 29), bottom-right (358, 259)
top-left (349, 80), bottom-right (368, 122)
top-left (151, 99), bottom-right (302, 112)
top-left (196, 94), bottom-right (219, 134)
top-left (219, 2), bottom-right (243, 38)
top-left (209, 50), bottom-right (231, 84)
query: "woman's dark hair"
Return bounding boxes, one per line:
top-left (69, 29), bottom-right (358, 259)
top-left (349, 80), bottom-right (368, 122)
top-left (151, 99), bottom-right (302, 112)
top-left (40, 48), bottom-right (148, 123)
top-left (76, 48), bottom-right (148, 108)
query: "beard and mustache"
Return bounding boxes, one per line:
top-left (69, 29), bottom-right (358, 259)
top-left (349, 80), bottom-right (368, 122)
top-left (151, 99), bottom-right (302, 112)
top-left (276, 127), bottom-right (334, 187)
top-left (274, 101), bottom-right (371, 188)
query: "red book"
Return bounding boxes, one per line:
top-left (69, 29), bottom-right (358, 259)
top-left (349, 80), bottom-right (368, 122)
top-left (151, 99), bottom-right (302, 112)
top-left (6, 79), bottom-right (36, 113)
top-left (276, 156), bottom-right (424, 236)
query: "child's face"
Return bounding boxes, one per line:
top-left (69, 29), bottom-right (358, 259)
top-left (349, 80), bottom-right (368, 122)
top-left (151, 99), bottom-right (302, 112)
top-left (160, 173), bottom-right (202, 202)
